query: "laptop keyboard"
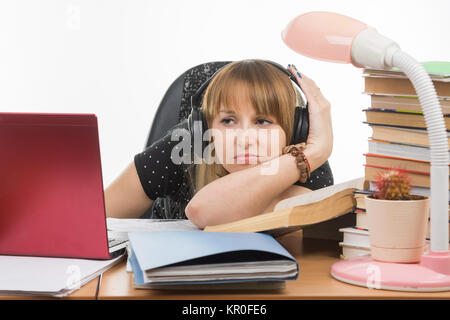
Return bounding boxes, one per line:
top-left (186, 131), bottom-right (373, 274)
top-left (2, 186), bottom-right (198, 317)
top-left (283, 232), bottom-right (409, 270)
top-left (108, 238), bottom-right (127, 248)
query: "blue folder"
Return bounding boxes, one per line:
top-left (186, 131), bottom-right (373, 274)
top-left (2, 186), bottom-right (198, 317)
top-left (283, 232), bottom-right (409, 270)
top-left (128, 231), bottom-right (299, 286)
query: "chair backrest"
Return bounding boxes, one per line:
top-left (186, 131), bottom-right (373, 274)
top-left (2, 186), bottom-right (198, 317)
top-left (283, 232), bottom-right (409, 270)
top-left (145, 61), bottom-right (231, 148)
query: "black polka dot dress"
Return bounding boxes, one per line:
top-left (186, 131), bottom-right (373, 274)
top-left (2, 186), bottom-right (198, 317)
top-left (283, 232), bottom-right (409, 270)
top-left (134, 121), bottom-right (195, 220)
top-left (294, 161), bottom-right (334, 190)
top-left (134, 131), bottom-right (185, 202)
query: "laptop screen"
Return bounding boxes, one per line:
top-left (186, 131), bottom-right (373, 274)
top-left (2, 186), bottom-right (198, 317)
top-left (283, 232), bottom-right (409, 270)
top-left (0, 112), bottom-right (111, 259)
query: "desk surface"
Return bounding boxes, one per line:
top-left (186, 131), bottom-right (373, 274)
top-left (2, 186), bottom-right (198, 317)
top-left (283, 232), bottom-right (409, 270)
top-left (98, 231), bottom-right (450, 300)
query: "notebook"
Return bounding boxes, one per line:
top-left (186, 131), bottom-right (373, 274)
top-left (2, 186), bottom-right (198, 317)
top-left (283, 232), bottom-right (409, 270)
top-left (0, 112), bottom-right (126, 259)
top-left (128, 231), bottom-right (299, 287)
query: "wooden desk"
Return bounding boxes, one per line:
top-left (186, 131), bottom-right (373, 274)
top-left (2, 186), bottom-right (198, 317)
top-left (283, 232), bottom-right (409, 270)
top-left (0, 276), bottom-right (100, 300)
top-left (98, 231), bottom-right (450, 300)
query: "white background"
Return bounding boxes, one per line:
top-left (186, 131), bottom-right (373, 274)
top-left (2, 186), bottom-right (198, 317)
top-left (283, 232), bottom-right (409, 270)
top-left (1, 0), bottom-right (449, 188)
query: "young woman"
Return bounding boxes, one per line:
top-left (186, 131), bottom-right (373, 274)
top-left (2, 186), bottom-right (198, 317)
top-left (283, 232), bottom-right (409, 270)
top-left (104, 59), bottom-right (333, 229)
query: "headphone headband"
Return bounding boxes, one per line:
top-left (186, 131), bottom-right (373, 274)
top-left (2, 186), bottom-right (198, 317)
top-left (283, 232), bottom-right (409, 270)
top-left (190, 59), bottom-right (303, 110)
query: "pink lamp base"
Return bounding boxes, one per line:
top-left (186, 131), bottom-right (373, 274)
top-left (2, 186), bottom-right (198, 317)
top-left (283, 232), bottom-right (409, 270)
top-left (331, 251), bottom-right (450, 292)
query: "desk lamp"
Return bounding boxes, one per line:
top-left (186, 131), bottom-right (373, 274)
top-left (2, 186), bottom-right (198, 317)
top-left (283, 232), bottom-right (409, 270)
top-left (282, 11), bottom-right (450, 291)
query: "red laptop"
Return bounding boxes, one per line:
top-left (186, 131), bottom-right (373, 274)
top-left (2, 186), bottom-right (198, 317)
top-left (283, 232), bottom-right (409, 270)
top-left (0, 112), bottom-right (126, 259)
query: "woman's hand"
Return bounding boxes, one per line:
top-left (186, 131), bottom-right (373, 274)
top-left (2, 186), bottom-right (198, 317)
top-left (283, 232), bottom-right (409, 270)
top-left (290, 66), bottom-right (334, 169)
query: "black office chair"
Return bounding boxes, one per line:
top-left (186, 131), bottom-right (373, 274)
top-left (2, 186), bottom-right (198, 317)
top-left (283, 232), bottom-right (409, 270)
top-left (140, 61), bottom-right (232, 219)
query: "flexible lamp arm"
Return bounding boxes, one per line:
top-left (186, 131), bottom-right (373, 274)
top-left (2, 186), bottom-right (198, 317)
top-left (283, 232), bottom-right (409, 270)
top-left (390, 51), bottom-right (449, 252)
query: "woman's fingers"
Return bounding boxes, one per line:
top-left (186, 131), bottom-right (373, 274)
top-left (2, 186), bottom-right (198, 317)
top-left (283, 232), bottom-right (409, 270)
top-left (293, 71), bottom-right (330, 113)
top-left (287, 66), bottom-right (333, 160)
top-left (288, 66), bottom-right (325, 103)
top-left (297, 74), bottom-right (323, 99)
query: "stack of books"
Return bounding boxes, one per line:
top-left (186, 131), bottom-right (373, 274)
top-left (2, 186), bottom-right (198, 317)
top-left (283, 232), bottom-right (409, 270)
top-left (338, 190), bottom-right (371, 259)
top-left (362, 61), bottom-right (450, 196)
top-left (339, 61), bottom-right (450, 260)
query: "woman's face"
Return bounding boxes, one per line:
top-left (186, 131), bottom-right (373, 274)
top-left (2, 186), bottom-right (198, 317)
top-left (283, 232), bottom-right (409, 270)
top-left (210, 98), bottom-right (287, 174)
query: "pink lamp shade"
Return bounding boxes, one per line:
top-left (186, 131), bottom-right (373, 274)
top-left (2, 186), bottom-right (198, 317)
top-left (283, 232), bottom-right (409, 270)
top-left (282, 11), bottom-right (369, 67)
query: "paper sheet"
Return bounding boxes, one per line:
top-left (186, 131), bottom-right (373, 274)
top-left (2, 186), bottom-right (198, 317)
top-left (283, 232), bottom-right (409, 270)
top-left (107, 218), bottom-right (200, 273)
top-left (107, 218), bottom-right (200, 233)
top-left (0, 254), bottom-right (124, 297)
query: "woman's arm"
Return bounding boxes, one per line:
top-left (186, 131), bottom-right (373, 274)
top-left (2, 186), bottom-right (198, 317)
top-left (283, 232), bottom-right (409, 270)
top-left (104, 161), bottom-right (154, 219)
top-left (185, 145), bottom-right (327, 229)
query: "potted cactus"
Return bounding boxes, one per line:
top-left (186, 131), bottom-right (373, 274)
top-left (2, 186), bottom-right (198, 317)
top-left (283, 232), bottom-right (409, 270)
top-left (365, 169), bottom-right (430, 263)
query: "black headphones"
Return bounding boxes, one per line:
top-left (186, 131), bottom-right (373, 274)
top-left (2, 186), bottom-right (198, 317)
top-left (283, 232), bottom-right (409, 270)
top-left (187, 60), bottom-right (309, 160)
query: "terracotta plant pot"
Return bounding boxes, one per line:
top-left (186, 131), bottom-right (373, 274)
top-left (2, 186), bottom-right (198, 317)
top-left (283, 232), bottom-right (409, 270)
top-left (365, 195), bottom-right (430, 263)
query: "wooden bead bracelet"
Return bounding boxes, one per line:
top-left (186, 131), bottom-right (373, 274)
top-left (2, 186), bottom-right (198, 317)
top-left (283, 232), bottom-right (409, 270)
top-left (282, 142), bottom-right (311, 183)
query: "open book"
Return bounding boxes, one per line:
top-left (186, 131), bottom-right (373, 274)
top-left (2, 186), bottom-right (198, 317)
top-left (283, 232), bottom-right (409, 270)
top-left (203, 177), bottom-right (366, 237)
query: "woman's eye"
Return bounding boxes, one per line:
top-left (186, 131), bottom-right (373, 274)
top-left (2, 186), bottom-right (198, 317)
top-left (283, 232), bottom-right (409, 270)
top-left (257, 119), bottom-right (273, 125)
top-left (220, 118), bottom-right (273, 125)
top-left (220, 118), bottom-right (234, 125)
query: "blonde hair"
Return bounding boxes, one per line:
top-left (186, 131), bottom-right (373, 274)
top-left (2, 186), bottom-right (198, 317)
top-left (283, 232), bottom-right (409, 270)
top-left (191, 59), bottom-right (301, 194)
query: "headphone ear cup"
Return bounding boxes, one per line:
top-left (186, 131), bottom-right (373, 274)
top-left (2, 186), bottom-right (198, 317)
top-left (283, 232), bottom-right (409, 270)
top-left (189, 107), bottom-right (209, 160)
top-left (189, 108), bottom-right (202, 160)
top-left (200, 108), bottom-right (209, 154)
top-left (290, 105), bottom-right (309, 145)
top-left (187, 110), bottom-right (194, 138)
top-left (299, 104), bottom-right (309, 143)
top-left (290, 107), bottom-right (302, 145)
